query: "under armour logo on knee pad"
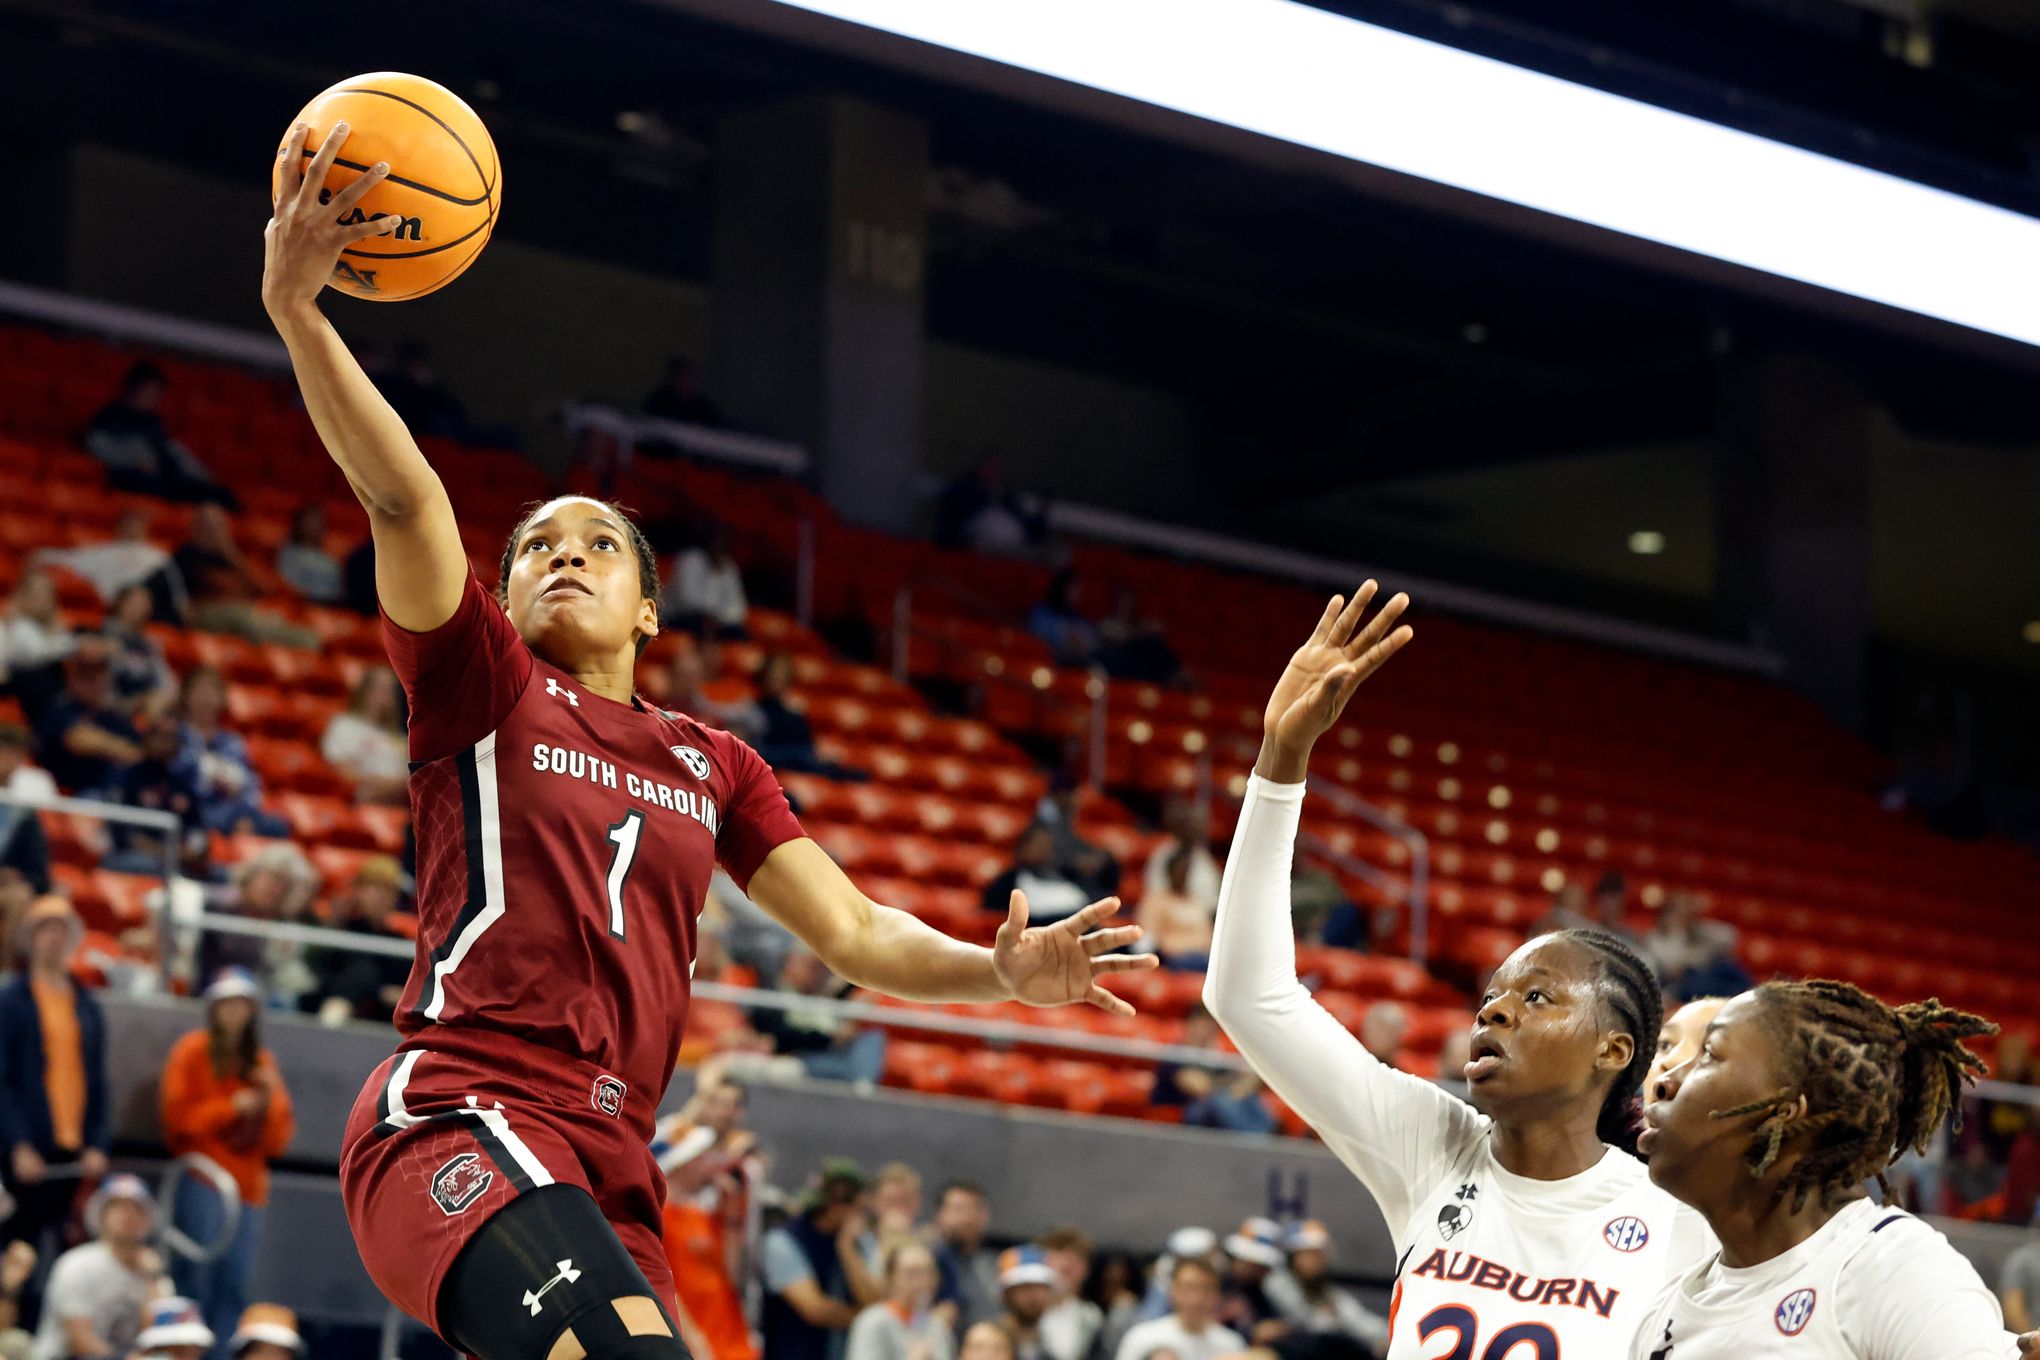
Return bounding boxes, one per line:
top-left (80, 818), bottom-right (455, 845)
top-left (523, 1259), bottom-right (582, 1317)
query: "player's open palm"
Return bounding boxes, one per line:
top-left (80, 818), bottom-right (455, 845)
top-left (263, 121), bottom-right (396, 315)
top-left (1263, 580), bottom-right (1411, 753)
top-left (994, 892), bottom-right (1159, 1016)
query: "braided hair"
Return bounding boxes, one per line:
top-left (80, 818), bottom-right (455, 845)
top-left (497, 497), bottom-right (663, 656)
top-left (1553, 928), bottom-right (1664, 1150)
top-left (1710, 979), bottom-right (1995, 1212)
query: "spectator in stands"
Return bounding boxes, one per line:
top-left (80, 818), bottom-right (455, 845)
top-left (1, 899), bottom-right (110, 1260)
top-left (654, 1123), bottom-right (755, 1360)
top-left (750, 945), bottom-right (887, 1085)
top-left (933, 456), bottom-right (1045, 557)
top-left (0, 1239), bottom-right (33, 1360)
top-left (1, 571), bottom-right (79, 720)
top-left (130, 1297), bottom-right (214, 1360)
top-left (1263, 1222), bottom-right (1387, 1360)
top-left (1114, 1258), bottom-right (1242, 1360)
top-left (82, 362), bottom-right (231, 507)
top-left (981, 825), bottom-right (1094, 926)
top-left (1084, 1254), bottom-right (1143, 1360)
top-left (27, 1175), bottom-right (159, 1360)
top-left (109, 720), bottom-right (208, 878)
top-left (319, 667), bottom-right (409, 806)
top-left (0, 729), bottom-right (54, 895)
top-left (1359, 1002), bottom-right (1406, 1070)
top-left (197, 844), bottom-right (319, 1009)
top-left (867, 1164), bottom-right (926, 1271)
top-left (173, 668), bottom-right (287, 838)
top-left (1094, 589), bottom-right (1181, 687)
top-left (754, 652), bottom-right (868, 782)
top-left (1536, 881), bottom-right (1593, 935)
top-left (1151, 1005), bottom-right (1275, 1135)
top-left (273, 505), bottom-right (342, 604)
top-left (224, 1304), bottom-right (305, 1360)
top-left (1642, 891), bottom-right (1750, 1003)
top-left (304, 856), bottom-right (411, 1024)
top-left (847, 1241), bottom-right (953, 1360)
top-left (2003, 1217), bottom-right (2040, 1334)
top-left (1216, 1219), bottom-right (1288, 1345)
top-left (1026, 573), bottom-right (1098, 667)
top-left (1588, 871), bottom-right (1639, 942)
top-left (1038, 1227), bottom-right (1102, 1360)
top-left (932, 1181), bottom-right (1002, 1331)
top-left (1290, 855), bottom-right (1366, 953)
top-left (99, 585), bottom-right (175, 721)
top-left (160, 969), bottom-right (294, 1343)
top-left (1136, 1229), bottom-right (1219, 1323)
top-left (664, 648), bottom-right (765, 743)
top-left (998, 1248), bottom-right (1060, 1360)
top-left (663, 527), bottom-right (750, 639)
top-left (1135, 848), bottom-right (1215, 971)
top-left (1144, 801), bottom-right (1220, 908)
top-left (643, 357), bottom-right (724, 429)
top-left (33, 641), bottom-right (140, 796)
top-left (761, 1161), bottom-right (877, 1360)
top-left (173, 507), bottom-right (317, 649)
top-left (707, 867), bottom-right (794, 983)
top-left (373, 341), bottom-right (466, 439)
top-left (1030, 773), bottom-right (1119, 901)
top-left (32, 509), bottom-right (179, 616)
top-left (960, 1322), bottom-right (1015, 1360)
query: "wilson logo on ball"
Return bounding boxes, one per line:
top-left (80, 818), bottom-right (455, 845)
top-left (336, 206), bottom-right (424, 241)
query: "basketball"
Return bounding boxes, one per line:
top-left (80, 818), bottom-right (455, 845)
top-left (272, 72), bottom-right (501, 302)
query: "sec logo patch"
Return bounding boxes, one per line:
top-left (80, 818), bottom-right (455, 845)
top-left (671, 746), bottom-right (711, 780)
top-left (1775, 1288), bottom-right (1816, 1335)
top-left (1603, 1216), bottom-right (1650, 1252)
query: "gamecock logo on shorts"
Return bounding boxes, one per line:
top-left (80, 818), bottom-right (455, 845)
top-left (592, 1075), bottom-right (627, 1118)
top-left (1774, 1288), bottom-right (1817, 1336)
top-left (670, 746), bottom-right (711, 780)
top-left (430, 1152), bottom-right (494, 1217)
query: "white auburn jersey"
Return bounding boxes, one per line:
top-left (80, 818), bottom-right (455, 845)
top-left (1206, 776), bottom-right (1715, 1360)
top-left (1626, 1198), bottom-right (2019, 1360)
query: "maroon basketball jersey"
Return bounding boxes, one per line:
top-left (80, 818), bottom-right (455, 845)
top-left (380, 573), bottom-right (804, 1122)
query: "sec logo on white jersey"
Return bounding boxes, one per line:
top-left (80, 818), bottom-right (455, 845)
top-left (1604, 1216), bottom-right (1651, 1253)
top-left (670, 745), bottom-right (711, 780)
top-left (1774, 1288), bottom-right (1817, 1335)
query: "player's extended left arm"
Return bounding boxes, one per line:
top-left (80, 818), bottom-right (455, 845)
top-left (745, 838), bottom-right (1159, 1010)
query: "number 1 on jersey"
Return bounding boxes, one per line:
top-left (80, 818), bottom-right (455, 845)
top-left (604, 811), bottom-right (646, 940)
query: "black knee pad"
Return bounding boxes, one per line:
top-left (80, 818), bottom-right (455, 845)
top-left (437, 1184), bottom-right (684, 1360)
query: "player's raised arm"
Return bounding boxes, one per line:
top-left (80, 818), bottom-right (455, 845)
top-left (745, 839), bottom-right (1160, 1012)
top-left (1203, 585), bottom-right (1482, 1235)
top-left (261, 121), bottom-right (466, 633)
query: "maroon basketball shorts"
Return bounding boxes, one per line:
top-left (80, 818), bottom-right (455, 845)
top-left (339, 1030), bottom-right (674, 1339)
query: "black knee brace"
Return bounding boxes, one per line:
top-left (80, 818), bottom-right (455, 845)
top-left (437, 1184), bottom-right (687, 1360)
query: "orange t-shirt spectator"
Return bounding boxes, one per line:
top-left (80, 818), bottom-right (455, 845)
top-left (159, 969), bottom-right (294, 1338)
top-left (656, 1122), bottom-right (758, 1360)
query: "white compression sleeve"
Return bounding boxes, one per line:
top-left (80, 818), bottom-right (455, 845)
top-left (1203, 773), bottom-right (1486, 1249)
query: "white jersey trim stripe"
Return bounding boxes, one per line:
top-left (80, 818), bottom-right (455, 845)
top-left (423, 730), bottom-right (506, 1021)
top-left (471, 1103), bottom-right (557, 1188)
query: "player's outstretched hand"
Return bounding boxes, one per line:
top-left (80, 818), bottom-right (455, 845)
top-left (2017, 1331), bottom-right (2037, 1356)
top-left (1262, 581), bottom-right (1411, 763)
top-left (263, 121), bottom-right (396, 317)
top-left (993, 891), bottom-right (1160, 1016)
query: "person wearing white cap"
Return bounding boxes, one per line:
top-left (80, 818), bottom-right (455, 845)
top-left (226, 1303), bottom-right (304, 1360)
top-left (1262, 1224), bottom-right (1387, 1360)
top-left (29, 1174), bottom-right (160, 1360)
top-left (998, 1247), bottom-right (1061, 1360)
top-left (1112, 1258), bottom-right (1242, 1360)
top-left (1215, 1218), bottom-right (1288, 1343)
top-left (131, 1297), bottom-right (214, 1360)
top-left (1136, 1229), bottom-right (1218, 1322)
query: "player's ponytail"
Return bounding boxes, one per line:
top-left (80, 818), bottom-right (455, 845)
top-left (1555, 928), bottom-right (1663, 1153)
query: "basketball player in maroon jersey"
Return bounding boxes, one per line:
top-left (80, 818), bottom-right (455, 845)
top-left (264, 125), bottom-right (1160, 1360)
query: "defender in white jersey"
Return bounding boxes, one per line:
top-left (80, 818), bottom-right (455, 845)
top-left (1204, 585), bottom-right (1715, 1360)
top-left (1634, 982), bottom-right (2017, 1358)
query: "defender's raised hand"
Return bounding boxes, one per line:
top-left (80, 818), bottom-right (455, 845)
top-left (1257, 581), bottom-right (1411, 782)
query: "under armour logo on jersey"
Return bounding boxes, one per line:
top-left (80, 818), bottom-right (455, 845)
top-left (1455, 1183), bottom-right (1478, 1202)
top-left (1774, 1288), bottom-right (1816, 1336)
top-left (523, 1259), bottom-right (582, 1316)
top-left (670, 745), bottom-right (711, 780)
top-left (1648, 1320), bottom-right (1675, 1359)
top-left (546, 677), bottom-right (579, 707)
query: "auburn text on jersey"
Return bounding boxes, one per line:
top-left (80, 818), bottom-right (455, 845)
top-left (1408, 1250), bottom-right (1620, 1317)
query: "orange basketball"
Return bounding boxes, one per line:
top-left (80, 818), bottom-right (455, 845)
top-left (273, 72), bottom-right (501, 302)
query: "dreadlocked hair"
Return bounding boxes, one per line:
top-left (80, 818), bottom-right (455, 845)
top-left (1710, 980), bottom-right (1996, 1213)
top-left (497, 498), bottom-right (663, 656)
top-left (1553, 928), bottom-right (1664, 1151)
